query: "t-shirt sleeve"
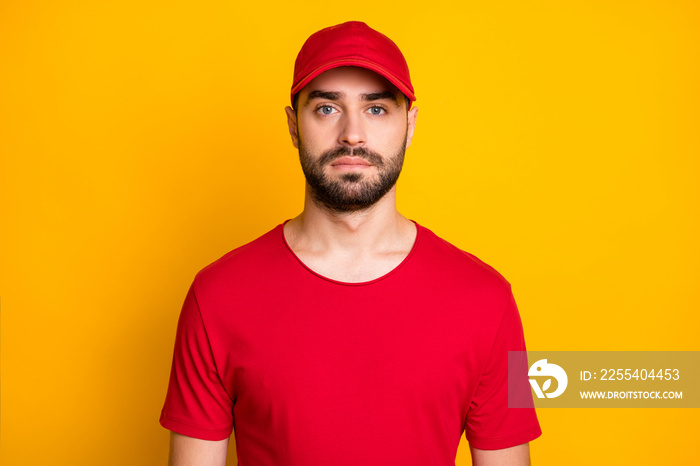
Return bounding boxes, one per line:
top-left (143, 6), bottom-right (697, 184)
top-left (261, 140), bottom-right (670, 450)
top-left (464, 288), bottom-right (542, 449)
top-left (159, 282), bottom-right (234, 440)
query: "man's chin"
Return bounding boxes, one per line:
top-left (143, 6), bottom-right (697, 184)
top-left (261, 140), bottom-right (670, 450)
top-left (314, 199), bottom-right (378, 213)
top-left (311, 182), bottom-right (398, 213)
top-left (337, 172), bottom-right (364, 183)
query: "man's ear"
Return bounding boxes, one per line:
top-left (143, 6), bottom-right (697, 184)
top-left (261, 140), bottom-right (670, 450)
top-left (405, 106), bottom-right (418, 149)
top-left (285, 106), bottom-right (299, 149)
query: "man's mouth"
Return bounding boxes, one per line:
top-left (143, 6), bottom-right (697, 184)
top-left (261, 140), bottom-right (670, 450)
top-left (330, 156), bottom-right (373, 168)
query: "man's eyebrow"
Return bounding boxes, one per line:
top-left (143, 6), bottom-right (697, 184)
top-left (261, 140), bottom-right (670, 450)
top-left (304, 90), bottom-right (344, 106)
top-left (362, 91), bottom-right (400, 106)
top-left (302, 90), bottom-right (401, 107)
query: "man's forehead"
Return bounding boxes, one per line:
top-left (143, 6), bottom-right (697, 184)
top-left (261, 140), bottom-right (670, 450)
top-left (299, 66), bottom-right (403, 101)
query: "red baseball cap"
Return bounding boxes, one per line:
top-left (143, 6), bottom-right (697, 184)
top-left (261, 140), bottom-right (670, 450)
top-left (290, 21), bottom-right (416, 107)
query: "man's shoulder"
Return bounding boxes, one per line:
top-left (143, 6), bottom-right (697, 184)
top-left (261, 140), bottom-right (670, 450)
top-left (416, 223), bottom-right (511, 290)
top-left (193, 222), bottom-right (286, 288)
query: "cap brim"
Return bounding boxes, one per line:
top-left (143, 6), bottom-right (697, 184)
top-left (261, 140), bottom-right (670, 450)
top-left (291, 58), bottom-right (416, 106)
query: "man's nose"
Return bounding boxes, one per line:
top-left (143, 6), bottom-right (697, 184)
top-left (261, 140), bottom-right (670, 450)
top-left (338, 113), bottom-right (366, 147)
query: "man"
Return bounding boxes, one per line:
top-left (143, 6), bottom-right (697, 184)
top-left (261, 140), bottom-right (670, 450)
top-left (160, 21), bottom-right (541, 465)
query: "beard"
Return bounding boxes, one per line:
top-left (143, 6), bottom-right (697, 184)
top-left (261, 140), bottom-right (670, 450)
top-left (298, 138), bottom-right (406, 213)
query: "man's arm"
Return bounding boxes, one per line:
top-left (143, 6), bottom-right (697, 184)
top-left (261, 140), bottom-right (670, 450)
top-left (470, 443), bottom-right (531, 466)
top-left (168, 432), bottom-right (229, 466)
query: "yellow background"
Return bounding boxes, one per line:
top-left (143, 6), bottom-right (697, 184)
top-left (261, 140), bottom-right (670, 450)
top-left (1, 1), bottom-right (698, 464)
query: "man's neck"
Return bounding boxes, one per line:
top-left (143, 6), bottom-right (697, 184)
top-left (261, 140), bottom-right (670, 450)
top-left (284, 185), bottom-right (414, 256)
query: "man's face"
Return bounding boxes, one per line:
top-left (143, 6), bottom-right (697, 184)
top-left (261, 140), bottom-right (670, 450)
top-left (285, 67), bottom-right (418, 212)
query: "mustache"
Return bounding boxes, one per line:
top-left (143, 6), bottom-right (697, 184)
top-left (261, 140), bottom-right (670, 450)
top-left (318, 146), bottom-right (385, 167)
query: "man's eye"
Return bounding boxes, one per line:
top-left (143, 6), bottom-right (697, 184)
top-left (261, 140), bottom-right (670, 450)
top-left (318, 106), bottom-right (336, 115)
top-left (368, 106), bottom-right (385, 116)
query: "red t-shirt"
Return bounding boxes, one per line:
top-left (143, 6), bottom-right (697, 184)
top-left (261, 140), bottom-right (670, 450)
top-left (160, 222), bottom-right (541, 464)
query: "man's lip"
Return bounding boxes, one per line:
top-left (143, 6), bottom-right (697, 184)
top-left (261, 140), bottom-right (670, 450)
top-left (330, 156), bottom-right (373, 166)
